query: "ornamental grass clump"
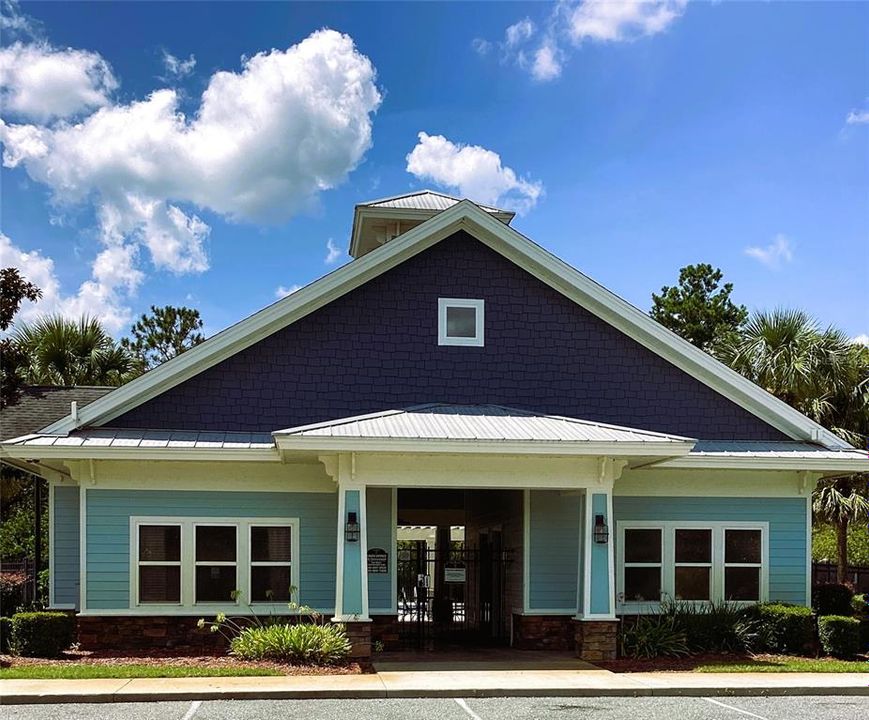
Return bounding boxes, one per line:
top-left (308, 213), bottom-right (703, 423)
top-left (229, 623), bottom-right (351, 665)
top-left (620, 614), bottom-right (690, 659)
top-left (198, 588), bottom-right (351, 666)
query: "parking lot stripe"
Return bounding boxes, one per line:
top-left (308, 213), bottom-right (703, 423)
top-left (454, 698), bottom-right (483, 720)
top-left (181, 700), bottom-right (202, 720)
top-left (703, 697), bottom-right (770, 720)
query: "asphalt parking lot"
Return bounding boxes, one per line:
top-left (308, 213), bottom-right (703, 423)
top-left (1, 696), bottom-right (867, 720)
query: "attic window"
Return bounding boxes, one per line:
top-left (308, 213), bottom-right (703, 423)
top-left (438, 298), bottom-right (484, 347)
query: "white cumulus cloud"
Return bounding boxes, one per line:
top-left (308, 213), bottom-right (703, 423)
top-left (566, 0), bottom-right (688, 43)
top-left (406, 132), bottom-right (543, 214)
top-left (161, 50), bottom-right (196, 80)
top-left (275, 284), bottom-right (302, 299)
top-left (324, 237), bottom-right (342, 264)
top-left (744, 234), bottom-right (794, 270)
top-left (0, 41), bottom-right (118, 121)
top-left (0, 232), bottom-right (133, 332)
top-left (846, 109), bottom-right (869, 125)
top-left (851, 334), bottom-right (869, 346)
top-left (1, 29), bottom-right (381, 330)
top-left (478, 1), bottom-right (687, 82)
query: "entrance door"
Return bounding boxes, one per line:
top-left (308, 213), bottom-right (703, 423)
top-left (396, 536), bottom-right (509, 649)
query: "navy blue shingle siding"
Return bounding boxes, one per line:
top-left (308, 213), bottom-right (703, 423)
top-left (112, 231), bottom-right (785, 440)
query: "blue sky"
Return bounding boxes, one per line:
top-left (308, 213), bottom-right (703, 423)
top-left (1, 1), bottom-right (867, 341)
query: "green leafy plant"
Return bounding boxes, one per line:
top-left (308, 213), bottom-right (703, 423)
top-left (743, 603), bottom-right (814, 655)
top-left (0, 616), bottom-right (11, 654)
top-left (620, 614), bottom-right (690, 659)
top-left (198, 588), bottom-right (350, 666)
top-left (661, 598), bottom-right (758, 653)
top-left (229, 622), bottom-right (351, 665)
top-left (9, 612), bottom-right (75, 658)
top-left (813, 584), bottom-right (856, 617)
top-left (817, 615), bottom-right (861, 659)
top-left (851, 594), bottom-right (868, 617)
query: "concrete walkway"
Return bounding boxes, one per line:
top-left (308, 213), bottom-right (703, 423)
top-left (2, 669), bottom-right (867, 704)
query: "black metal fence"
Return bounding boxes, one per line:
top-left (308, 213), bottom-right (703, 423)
top-left (812, 562), bottom-right (869, 593)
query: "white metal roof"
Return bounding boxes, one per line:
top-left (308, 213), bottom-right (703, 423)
top-left (275, 404), bottom-right (695, 444)
top-left (689, 440), bottom-right (868, 459)
top-left (3, 429), bottom-right (275, 450)
top-left (359, 190), bottom-right (511, 216)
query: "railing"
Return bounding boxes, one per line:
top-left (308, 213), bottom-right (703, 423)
top-left (0, 558), bottom-right (38, 608)
top-left (812, 561), bottom-right (869, 593)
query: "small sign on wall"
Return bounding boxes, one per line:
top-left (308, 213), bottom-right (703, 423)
top-left (367, 547), bottom-right (388, 574)
top-left (444, 567), bottom-right (466, 583)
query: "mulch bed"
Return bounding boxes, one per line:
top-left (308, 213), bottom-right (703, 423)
top-left (0, 649), bottom-right (367, 675)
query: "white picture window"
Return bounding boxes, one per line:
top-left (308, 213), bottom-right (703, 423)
top-left (137, 524), bottom-right (181, 604)
top-left (617, 522), bottom-right (767, 611)
top-left (438, 298), bottom-right (484, 346)
top-left (250, 525), bottom-right (293, 603)
top-left (130, 517), bottom-right (299, 611)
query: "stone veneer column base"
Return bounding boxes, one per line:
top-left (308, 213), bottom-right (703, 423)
top-left (574, 619), bottom-right (619, 662)
top-left (340, 620), bottom-right (372, 659)
top-left (511, 614), bottom-right (575, 650)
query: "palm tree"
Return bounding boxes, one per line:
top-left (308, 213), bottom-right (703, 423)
top-left (13, 315), bottom-right (141, 386)
top-left (719, 310), bottom-right (869, 584)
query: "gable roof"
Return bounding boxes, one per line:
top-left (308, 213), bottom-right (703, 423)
top-left (0, 385), bottom-right (113, 441)
top-left (37, 200), bottom-right (850, 449)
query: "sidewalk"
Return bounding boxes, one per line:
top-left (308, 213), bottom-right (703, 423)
top-left (2, 668), bottom-right (868, 704)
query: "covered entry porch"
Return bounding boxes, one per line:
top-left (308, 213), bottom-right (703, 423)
top-left (274, 404), bottom-right (696, 660)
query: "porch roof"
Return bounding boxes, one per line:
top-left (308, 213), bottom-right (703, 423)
top-left (272, 404), bottom-right (697, 456)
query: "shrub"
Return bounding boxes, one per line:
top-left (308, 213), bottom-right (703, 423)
top-left (860, 618), bottom-right (869, 653)
top-left (229, 623), bottom-right (351, 665)
top-left (817, 615), bottom-right (861, 659)
top-left (852, 594), bottom-right (868, 617)
top-left (657, 598), bottom-right (757, 653)
top-left (620, 614), bottom-right (690, 659)
top-left (812, 584), bottom-right (854, 616)
top-left (0, 617), bottom-right (11, 654)
top-left (0, 572), bottom-right (27, 615)
top-left (9, 612), bottom-right (75, 658)
top-left (745, 603), bottom-right (814, 655)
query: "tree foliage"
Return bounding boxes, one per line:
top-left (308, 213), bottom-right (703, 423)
top-left (650, 264), bottom-right (748, 353)
top-left (121, 305), bottom-right (205, 370)
top-left (1, 267), bottom-right (42, 408)
top-left (717, 308), bottom-right (868, 583)
top-left (13, 315), bottom-right (141, 386)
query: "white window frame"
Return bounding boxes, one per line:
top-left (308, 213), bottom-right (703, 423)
top-left (248, 522), bottom-right (297, 605)
top-left (129, 516), bottom-right (300, 614)
top-left (723, 527), bottom-right (765, 602)
top-left (621, 526), bottom-right (664, 605)
top-left (616, 520), bottom-right (768, 613)
top-left (438, 298), bottom-right (484, 347)
top-left (673, 528), bottom-right (714, 602)
top-left (194, 522), bottom-right (239, 606)
top-left (135, 522), bottom-right (183, 606)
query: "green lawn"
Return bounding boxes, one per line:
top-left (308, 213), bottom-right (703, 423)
top-left (696, 657), bottom-right (869, 673)
top-left (0, 664), bottom-right (283, 680)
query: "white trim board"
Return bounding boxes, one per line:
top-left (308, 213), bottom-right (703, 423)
top-left (39, 201), bottom-right (847, 449)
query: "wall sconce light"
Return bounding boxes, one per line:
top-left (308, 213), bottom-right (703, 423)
top-left (345, 511), bottom-right (360, 543)
top-left (593, 514), bottom-right (609, 544)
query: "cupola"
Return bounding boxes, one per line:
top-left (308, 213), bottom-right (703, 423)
top-left (349, 190), bottom-right (515, 258)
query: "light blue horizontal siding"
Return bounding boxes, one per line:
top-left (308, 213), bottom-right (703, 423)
top-left (613, 496), bottom-right (808, 605)
top-left (85, 489), bottom-right (338, 611)
top-left (366, 487), bottom-right (393, 612)
top-left (53, 485), bottom-right (80, 608)
top-left (528, 490), bottom-right (579, 610)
